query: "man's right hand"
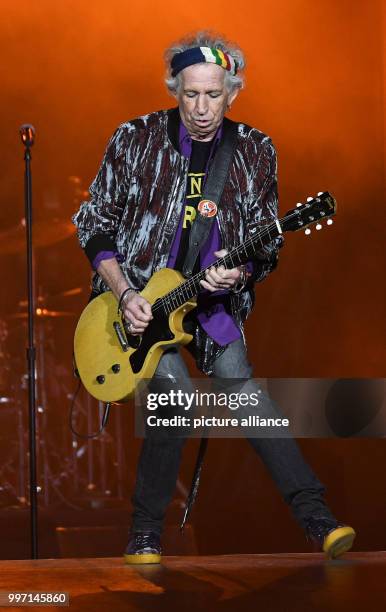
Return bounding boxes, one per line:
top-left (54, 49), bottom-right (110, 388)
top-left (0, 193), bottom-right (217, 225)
top-left (96, 257), bottom-right (153, 336)
top-left (121, 291), bottom-right (153, 336)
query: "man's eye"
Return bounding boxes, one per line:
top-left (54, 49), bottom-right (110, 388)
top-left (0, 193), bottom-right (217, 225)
top-left (186, 92), bottom-right (197, 98)
top-left (209, 93), bottom-right (221, 98)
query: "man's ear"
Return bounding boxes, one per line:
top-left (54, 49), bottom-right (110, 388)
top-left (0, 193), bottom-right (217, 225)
top-left (228, 87), bottom-right (240, 107)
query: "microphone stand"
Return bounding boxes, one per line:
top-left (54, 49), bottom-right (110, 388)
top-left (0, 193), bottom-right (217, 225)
top-left (20, 124), bottom-right (38, 559)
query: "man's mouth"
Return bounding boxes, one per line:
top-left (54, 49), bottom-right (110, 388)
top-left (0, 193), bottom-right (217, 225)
top-left (194, 121), bottom-right (211, 128)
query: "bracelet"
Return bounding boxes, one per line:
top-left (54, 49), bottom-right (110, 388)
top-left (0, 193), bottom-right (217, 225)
top-left (117, 287), bottom-right (137, 314)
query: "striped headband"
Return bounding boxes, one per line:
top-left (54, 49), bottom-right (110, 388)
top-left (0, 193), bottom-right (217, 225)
top-left (171, 47), bottom-right (238, 77)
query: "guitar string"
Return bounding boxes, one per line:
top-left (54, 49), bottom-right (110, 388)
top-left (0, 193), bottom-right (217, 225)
top-left (151, 228), bottom-right (272, 315)
top-left (153, 216), bottom-right (283, 311)
top-left (151, 206), bottom-right (327, 316)
top-left (151, 207), bottom-right (330, 315)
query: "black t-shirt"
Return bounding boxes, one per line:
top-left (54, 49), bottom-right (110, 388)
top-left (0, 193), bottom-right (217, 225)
top-left (174, 139), bottom-right (213, 273)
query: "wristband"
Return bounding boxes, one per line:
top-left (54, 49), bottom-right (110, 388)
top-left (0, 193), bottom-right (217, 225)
top-left (117, 287), bottom-right (138, 314)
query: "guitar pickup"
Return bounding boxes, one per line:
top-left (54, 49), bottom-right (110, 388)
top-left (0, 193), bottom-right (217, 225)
top-left (113, 321), bottom-right (129, 352)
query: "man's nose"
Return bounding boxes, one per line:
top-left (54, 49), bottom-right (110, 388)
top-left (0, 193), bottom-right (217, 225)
top-left (195, 95), bottom-right (208, 115)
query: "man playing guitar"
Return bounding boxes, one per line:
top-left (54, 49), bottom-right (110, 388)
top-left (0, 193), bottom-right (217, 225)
top-left (73, 32), bottom-right (355, 563)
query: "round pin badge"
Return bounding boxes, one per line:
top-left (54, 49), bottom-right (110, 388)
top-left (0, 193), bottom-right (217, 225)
top-left (197, 200), bottom-right (218, 218)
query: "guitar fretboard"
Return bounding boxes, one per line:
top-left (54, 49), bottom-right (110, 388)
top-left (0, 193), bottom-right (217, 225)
top-left (151, 218), bottom-right (282, 317)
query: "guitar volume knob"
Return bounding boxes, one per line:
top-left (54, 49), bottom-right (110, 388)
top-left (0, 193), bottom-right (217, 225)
top-left (96, 375), bottom-right (105, 384)
top-left (112, 364), bottom-right (120, 373)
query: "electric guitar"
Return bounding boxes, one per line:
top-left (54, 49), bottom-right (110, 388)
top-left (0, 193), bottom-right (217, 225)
top-left (74, 192), bottom-right (336, 403)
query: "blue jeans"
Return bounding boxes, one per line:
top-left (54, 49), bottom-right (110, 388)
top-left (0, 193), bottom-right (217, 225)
top-left (131, 338), bottom-right (336, 535)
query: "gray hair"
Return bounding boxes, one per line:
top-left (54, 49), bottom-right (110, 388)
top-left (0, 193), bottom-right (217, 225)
top-left (164, 31), bottom-right (245, 94)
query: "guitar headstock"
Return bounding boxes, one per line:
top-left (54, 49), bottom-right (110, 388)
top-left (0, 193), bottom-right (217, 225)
top-left (281, 192), bottom-right (337, 234)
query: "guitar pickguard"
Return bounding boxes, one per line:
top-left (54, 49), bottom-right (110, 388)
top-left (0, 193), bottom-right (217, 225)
top-left (129, 315), bottom-right (174, 374)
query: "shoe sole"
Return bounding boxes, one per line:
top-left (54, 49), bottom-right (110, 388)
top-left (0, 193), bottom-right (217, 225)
top-left (123, 553), bottom-right (161, 565)
top-left (323, 526), bottom-right (356, 559)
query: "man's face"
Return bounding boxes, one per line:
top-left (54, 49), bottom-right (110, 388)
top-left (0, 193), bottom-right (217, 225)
top-left (174, 63), bottom-right (239, 141)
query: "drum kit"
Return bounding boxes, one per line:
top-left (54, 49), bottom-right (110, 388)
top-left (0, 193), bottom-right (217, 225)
top-left (0, 217), bottom-right (127, 509)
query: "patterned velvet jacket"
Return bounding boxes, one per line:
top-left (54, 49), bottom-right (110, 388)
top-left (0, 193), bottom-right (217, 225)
top-left (72, 108), bottom-right (283, 373)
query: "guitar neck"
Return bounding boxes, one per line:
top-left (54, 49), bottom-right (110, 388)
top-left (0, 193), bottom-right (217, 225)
top-left (154, 218), bottom-right (282, 315)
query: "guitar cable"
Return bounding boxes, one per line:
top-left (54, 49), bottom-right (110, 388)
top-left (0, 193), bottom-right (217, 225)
top-left (69, 379), bottom-right (111, 439)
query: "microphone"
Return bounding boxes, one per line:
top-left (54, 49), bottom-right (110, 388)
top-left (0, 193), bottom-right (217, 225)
top-left (20, 124), bottom-right (35, 147)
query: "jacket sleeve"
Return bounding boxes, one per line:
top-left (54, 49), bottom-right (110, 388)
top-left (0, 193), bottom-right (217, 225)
top-left (71, 125), bottom-right (132, 262)
top-left (246, 137), bottom-right (284, 283)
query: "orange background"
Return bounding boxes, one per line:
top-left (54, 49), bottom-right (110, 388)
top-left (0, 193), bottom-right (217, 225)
top-left (0, 0), bottom-right (385, 556)
top-left (1, 0), bottom-right (385, 375)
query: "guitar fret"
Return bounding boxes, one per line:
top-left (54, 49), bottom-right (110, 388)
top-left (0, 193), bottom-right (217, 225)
top-left (257, 234), bottom-right (265, 249)
top-left (155, 220), bottom-right (282, 317)
top-left (250, 235), bottom-right (257, 254)
top-left (180, 284), bottom-right (187, 303)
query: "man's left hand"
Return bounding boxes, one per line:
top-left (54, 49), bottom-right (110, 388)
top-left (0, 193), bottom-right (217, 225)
top-left (199, 249), bottom-right (242, 292)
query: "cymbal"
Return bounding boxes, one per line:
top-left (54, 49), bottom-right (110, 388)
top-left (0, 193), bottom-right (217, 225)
top-left (55, 287), bottom-right (83, 298)
top-left (9, 309), bottom-right (75, 320)
top-left (18, 295), bottom-right (45, 308)
top-left (18, 287), bottom-right (83, 307)
top-left (0, 218), bottom-right (76, 255)
top-left (59, 287), bottom-right (83, 297)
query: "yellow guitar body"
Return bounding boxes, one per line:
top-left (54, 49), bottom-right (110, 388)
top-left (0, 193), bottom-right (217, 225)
top-left (73, 193), bottom-right (337, 403)
top-left (74, 268), bottom-right (196, 403)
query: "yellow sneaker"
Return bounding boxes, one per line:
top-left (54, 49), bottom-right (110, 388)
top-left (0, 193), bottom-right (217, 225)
top-left (123, 531), bottom-right (162, 565)
top-left (306, 517), bottom-right (356, 559)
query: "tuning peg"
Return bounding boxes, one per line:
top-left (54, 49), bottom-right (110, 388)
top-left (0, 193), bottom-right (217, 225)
top-left (305, 228), bottom-right (311, 235)
top-left (327, 219), bottom-right (333, 225)
top-left (307, 197), bottom-right (313, 202)
top-left (317, 191), bottom-right (324, 196)
top-left (296, 202), bottom-right (302, 207)
top-left (316, 223), bottom-right (322, 230)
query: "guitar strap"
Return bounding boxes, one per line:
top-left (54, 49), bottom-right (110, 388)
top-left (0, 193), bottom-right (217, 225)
top-left (180, 119), bottom-right (239, 530)
top-left (182, 119), bottom-right (239, 278)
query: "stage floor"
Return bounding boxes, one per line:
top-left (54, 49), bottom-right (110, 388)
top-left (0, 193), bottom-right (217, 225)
top-left (0, 551), bottom-right (385, 611)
